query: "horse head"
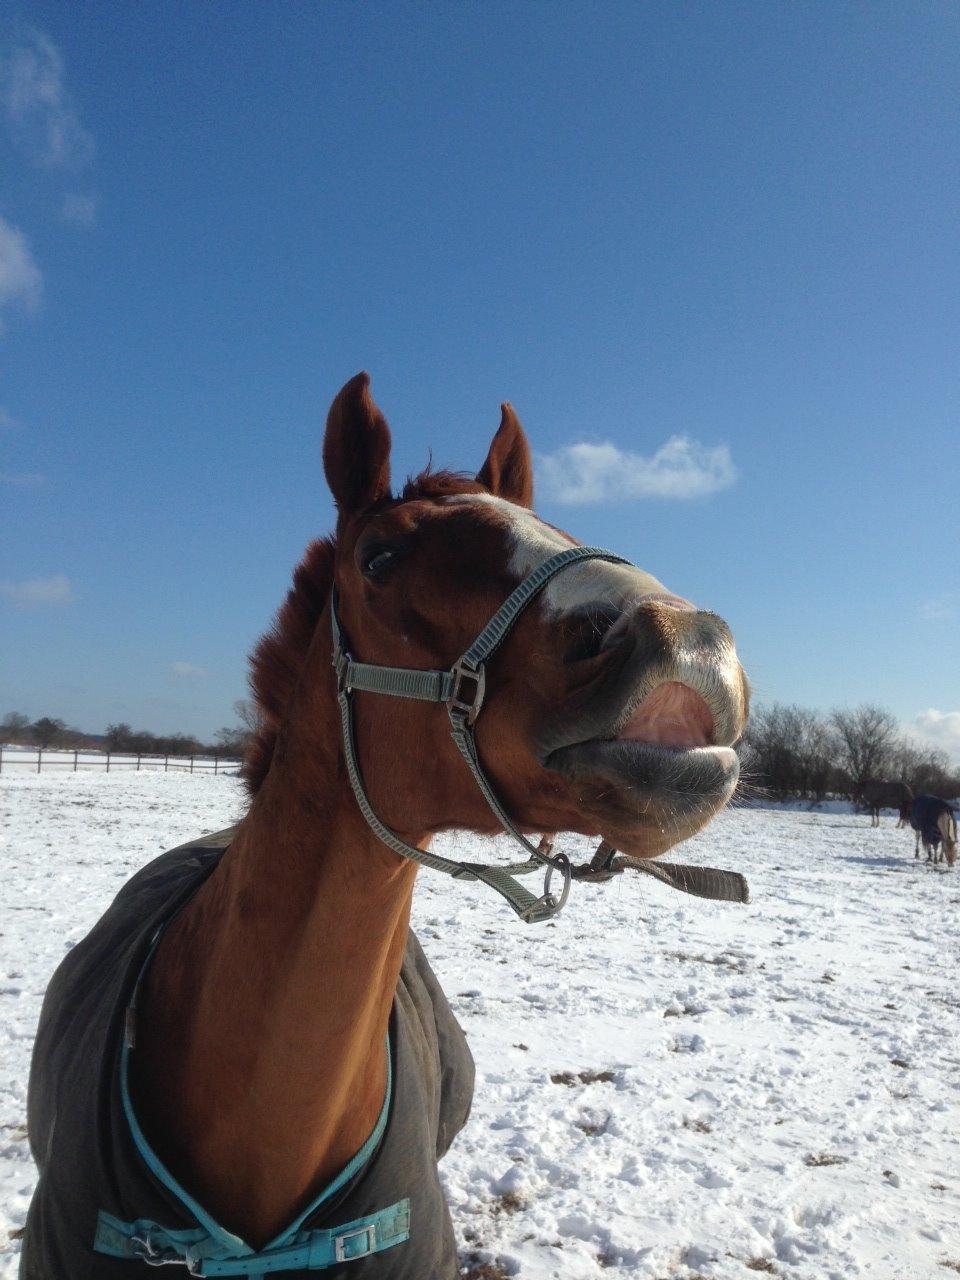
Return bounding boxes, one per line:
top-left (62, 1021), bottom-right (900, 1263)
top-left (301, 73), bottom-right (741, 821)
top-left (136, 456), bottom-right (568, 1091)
top-left (313, 372), bottom-right (748, 866)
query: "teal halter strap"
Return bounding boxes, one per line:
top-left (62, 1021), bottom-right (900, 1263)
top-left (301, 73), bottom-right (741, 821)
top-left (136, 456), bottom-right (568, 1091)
top-left (331, 546), bottom-right (630, 922)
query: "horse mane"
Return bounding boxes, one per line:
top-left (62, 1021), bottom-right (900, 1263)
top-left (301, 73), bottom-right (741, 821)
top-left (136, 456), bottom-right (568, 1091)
top-left (243, 468), bottom-right (485, 794)
top-left (242, 537), bottom-right (336, 794)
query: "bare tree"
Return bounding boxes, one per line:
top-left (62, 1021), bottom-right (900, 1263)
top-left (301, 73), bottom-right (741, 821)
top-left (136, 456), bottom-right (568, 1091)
top-left (104, 722), bottom-right (135, 752)
top-left (743, 704), bottom-right (837, 800)
top-left (890, 738), bottom-right (957, 797)
top-left (32, 717), bottom-right (67, 749)
top-left (233, 699), bottom-right (260, 734)
top-left (830, 704), bottom-right (899, 795)
top-left (1, 712), bottom-right (31, 743)
top-left (789, 707), bottom-right (836, 800)
top-left (214, 725), bottom-right (250, 757)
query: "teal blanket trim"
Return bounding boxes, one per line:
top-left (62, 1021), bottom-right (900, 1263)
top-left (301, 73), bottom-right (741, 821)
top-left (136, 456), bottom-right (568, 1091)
top-left (117, 1031), bottom-right (393, 1255)
top-left (94, 1199), bottom-right (411, 1274)
top-left (101, 927), bottom-right (397, 1267)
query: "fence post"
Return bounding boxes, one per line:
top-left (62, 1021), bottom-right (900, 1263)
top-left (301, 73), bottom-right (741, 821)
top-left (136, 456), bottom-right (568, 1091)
top-left (137, 754), bottom-right (141, 772)
top-left (74, 749), bottom-right (79, 772)
top-left (0, 745), bottom-right (3, 774)
top-left (214, 756), bottom-right (219, 775)
top-left (38, 748), bottom-right (43, 774)
top-left (190, 755), bottom-right (195, 774)
top-left (106, 751), bottom-right (111, 773)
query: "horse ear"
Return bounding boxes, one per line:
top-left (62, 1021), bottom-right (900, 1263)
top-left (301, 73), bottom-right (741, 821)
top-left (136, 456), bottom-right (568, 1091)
top-left (323, 372), bottom-right (392, 515)
top-left (477, 403), bottom-right (533, 507)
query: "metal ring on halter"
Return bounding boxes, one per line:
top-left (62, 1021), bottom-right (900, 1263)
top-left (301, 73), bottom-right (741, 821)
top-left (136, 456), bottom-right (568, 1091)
top-left (540, 851), bottom-right (571, 917)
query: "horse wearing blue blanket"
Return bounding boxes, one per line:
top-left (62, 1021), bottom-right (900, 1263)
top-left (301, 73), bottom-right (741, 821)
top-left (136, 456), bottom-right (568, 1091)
top-left (909, 795), bottom-right (958, 866)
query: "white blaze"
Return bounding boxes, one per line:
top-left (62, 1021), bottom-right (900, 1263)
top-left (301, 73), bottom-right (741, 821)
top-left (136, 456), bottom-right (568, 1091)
top-left (444, 493), bottom-right (671, 616)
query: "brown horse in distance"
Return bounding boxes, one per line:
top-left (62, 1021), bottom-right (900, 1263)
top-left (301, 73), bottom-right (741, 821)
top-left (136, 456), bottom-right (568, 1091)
top-left (116, 376), bottom-right (749, 1256)
top-left (860, 780), bottom-right (913, 827)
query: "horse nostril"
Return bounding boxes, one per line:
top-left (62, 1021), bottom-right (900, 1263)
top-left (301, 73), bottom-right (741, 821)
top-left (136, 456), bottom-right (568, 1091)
top-left (599, 595), bottom-right (699, 654)
top-left (564, 604), bottom-right (622, 663)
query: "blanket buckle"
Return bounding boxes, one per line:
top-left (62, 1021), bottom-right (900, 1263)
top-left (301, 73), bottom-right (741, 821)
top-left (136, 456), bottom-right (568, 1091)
top-left (334, 1222), bottom-right (378, 1262)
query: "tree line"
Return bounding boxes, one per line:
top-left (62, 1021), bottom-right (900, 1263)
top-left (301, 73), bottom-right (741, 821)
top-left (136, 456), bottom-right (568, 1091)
top-left (4, 699), bottom-right (957, 801)
top-left (1, 700), bottom-right (256, 760)
top-left (741, 703), bottom-right (960, 802)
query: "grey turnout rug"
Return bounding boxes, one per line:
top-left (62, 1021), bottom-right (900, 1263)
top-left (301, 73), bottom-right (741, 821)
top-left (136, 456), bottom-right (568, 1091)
top-left (20, 828), bottom-right (475, 1279)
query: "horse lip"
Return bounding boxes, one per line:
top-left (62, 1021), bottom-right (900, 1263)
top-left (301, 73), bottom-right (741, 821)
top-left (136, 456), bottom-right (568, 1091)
top-left (544, 736), bottom-right (741, 830)
top-left (600, 660), bottom-right (739, 751)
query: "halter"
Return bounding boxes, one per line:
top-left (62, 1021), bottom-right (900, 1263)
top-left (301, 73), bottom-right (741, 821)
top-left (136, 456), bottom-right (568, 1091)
top-left (331, 545), bottom-right (749, 922)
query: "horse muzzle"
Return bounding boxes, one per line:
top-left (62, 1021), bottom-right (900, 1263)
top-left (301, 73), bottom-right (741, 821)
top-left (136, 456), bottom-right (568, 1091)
top-left (542, 599), bottom-right (747, 851)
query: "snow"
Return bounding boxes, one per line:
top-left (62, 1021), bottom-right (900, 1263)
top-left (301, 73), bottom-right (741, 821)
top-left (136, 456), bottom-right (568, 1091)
top-left (2, 773), bottom-right (958, 1279)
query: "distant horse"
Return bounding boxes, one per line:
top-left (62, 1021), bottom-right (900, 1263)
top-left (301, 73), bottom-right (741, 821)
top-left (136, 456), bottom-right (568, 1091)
top-left (860, 780), bottom-right (913, 827)
top-left (909, 795), bottom-right (958, 866)
top-left (21, 374), bottom-right (749, 1280)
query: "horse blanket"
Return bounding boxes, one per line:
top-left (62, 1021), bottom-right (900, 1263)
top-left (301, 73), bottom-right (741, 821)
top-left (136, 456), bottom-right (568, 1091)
top-left (909, 795), bottom-right (955, 849)
top-left (20, 828), bottom-right (475, 1280)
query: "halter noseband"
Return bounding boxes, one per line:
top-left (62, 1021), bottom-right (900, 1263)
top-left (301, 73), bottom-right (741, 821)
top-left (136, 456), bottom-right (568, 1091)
top-left (331, 545), bottom-right (749, 923)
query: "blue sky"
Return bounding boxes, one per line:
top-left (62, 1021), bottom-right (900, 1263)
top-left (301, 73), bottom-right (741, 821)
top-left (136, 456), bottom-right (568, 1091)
top-left (1, 3), bottom-right (958, 756)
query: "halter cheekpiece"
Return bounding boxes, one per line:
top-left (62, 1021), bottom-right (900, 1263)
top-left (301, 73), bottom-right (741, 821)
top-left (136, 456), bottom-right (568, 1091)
top-left (331, 545), bottom-right (748, 921)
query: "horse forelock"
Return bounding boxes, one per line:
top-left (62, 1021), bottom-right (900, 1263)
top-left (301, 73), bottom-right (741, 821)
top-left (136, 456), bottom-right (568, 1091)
top-left (400, 467), bottom-right (486, 501)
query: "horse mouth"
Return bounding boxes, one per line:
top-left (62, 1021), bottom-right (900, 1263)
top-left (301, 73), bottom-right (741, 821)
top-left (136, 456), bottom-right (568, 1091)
top-left (544, 675), bottom-right (742, 857)
top-left (615, 679), bottom-right (717, 748)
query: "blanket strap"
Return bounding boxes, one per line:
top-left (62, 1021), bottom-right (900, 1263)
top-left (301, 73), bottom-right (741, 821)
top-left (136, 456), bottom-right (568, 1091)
top-left (94, 1199), bottom-right (410, 1274)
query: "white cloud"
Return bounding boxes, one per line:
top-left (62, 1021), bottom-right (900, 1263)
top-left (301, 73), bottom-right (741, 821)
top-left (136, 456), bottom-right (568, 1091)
top-left (537, 436), bottom-right (737, 505)
top-left (61, 191), bottom-right (98, 226)
top-left (908, 709), bottom-right (960, 764)
top-left (1, 28), bottom-right (93, 168)
top-left (0, 216), bottom-right (42, 321)
top-left (170, 662), bottom-right (209, 679)
top-left (0, 470), bottom-right (44, 486)
top-left (0, 574), bottom-right (75, 607)
top-left (0, 407), bottom-right (21, 430)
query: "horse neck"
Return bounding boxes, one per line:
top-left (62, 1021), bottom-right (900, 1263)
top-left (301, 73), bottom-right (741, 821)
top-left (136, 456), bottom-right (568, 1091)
top-left (133, 620), bottom-right (421, 1245)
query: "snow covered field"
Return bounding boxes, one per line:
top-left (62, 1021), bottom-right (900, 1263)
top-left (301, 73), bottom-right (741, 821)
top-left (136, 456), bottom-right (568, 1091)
top-left (2, 773), bottom-right (958, 1279)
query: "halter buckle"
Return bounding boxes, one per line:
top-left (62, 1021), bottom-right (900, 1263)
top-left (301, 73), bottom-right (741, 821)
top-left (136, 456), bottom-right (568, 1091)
top-left (333, 647), bottom-right (352, 695)
top-left (448, 660), bottom-right (486, 724)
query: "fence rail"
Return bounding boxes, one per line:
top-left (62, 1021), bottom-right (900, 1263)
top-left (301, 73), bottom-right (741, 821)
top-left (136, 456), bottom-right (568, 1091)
top-left (0, 747), bottom-right (241, 775)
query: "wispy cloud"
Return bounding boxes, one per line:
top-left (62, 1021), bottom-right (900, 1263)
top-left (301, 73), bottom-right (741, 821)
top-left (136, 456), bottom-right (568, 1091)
top-left (0, 470), bottom-right (45, 487)
top-left (0, 216), bottom-right (42, 323)
top-left (170, 661), bottom-right (209, 679)
top-left (0, 574), bottom-right (75, 607)
top-left (908, 709), bottom-right (960, 764)
top-left (1, 28), bottom-right (94, 168)
top-left (61, 191), bottom-right (98, 226)
top-left (0, 407), bottom-right (22, 430)
top-left (921, 592), bottom-right (959, 622)
top-left (537, 436), bottom-right (737, 505)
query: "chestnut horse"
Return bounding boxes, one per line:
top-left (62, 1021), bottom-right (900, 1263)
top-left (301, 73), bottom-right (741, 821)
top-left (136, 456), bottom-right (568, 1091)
top-left (22, 374), bottom-right (748, 1279)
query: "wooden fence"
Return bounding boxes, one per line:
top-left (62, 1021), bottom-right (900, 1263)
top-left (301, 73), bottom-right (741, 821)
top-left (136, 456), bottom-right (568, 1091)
top-left (0, 747), bottom-right (241, 775)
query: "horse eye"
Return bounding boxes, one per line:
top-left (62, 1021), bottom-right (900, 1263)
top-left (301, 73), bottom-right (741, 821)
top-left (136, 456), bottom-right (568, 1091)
top-left (363, 547), bottom-right (397, 577)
